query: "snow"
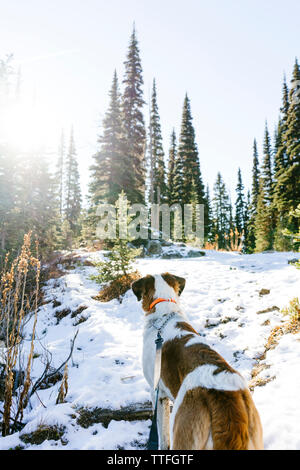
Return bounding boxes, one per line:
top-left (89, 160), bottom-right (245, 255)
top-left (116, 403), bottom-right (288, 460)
top-left (0, 248), bottom-right (299, 450)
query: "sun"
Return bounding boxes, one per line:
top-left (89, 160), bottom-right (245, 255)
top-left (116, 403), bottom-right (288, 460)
top-left (0, 97), bottom-right (59, 153)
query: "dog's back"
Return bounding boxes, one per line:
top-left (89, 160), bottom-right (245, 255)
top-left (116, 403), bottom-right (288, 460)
top-left (162, 332), bottom-right (263, 450)
top-left (132, 272), bottom-right (263, 450)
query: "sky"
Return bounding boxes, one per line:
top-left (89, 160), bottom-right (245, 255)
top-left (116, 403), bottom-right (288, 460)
top-left (1, 0), bottom-right (300, 202)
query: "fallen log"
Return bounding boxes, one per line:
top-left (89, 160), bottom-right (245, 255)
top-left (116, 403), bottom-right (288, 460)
top-left (76, 401), bottom-right (153, 429)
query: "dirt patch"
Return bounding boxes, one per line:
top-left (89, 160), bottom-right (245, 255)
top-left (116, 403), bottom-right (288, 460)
top-left (71, 305), bottom-right (88, 318)
top-left (55, 308), bottom-right (71, 323)
top-left (93, 271), bottom-right (141, 303)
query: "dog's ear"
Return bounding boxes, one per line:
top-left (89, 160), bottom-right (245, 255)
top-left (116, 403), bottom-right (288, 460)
top-left (162, 273), bottom-right (186, 296)
top-left (131, 277), bottom-right (146, 301)
top-left (173, 275), bottom-right (186, 295)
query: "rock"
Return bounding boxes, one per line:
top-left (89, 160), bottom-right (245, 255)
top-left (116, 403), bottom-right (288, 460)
top-left (259, 288), bottom-right (270, 296)
top-left (161, 251), bottom-right (184, 259)
top-left (146, 240), bottom-right (162, 256)
top-left (288, 258), bottom-right (300, 265)
top-left (160, 240), bottom-right (173, 247)
top-left (187, 249), bottom-right (205, 258)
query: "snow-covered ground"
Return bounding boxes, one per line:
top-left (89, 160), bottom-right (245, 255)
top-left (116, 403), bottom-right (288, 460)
top-left (0, 249), bottom-right (299, 450)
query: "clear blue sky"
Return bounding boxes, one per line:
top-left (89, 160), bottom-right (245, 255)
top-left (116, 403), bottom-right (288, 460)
top-left (1, 0), bottom-right (299, 201)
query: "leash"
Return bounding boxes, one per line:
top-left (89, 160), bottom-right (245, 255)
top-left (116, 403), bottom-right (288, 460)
top-left (147, 311), bottom-right (176, 450)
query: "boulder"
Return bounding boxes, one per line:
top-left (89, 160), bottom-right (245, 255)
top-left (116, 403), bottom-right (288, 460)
top-left (187, 249), bottom-right (205, 257)
top-left (146, 240), bottom-right (163, 256)
top-left (161, 251), bottom-right (184, 259)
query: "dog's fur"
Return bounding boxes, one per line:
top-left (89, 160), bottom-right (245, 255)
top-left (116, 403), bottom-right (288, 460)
top-left (132, 272), bottom-right (263, 450)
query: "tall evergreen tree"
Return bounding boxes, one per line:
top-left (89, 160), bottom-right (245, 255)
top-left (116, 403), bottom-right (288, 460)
top-left (148, 79), bottom-right (166, 203)
top-left (243, 190), bottom-right (251, 250)
top-left (55, 129), bottom-right (65, 218)
top-left (262, 122), bottom-right (273, 204)
top-left (178, 94), bottom-right (205, 205)
top-left (251, 138), bottom-right (260, 210)
top-left (89, 70), bottom-right (126, 207)
top-left (167, 129), bottom-right (177, 205)
top-left (235, 168), bottom-right (245, 234)
top-left (204, 185), bottom-right (213, 242)
top-left (255, 178), bottom-right (273, 252)
top-left (273, 59), bottom-right (300, 246)
top-left (244, 139), bottom-right (260, 252)
top-left (64, 127), bottom-right (82, 237)
top-left (122, 26), bottom-right (146, 204)
top-left (212, 172), bottom-right (230, 249)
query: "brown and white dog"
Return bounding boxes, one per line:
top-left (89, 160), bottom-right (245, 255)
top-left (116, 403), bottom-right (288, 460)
top-left (132, 272), bottom-right (263, 450)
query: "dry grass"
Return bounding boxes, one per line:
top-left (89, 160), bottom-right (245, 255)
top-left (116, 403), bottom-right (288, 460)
top-left (93, 271), bottom-right (141, 303)
top-left (56, 364), bottom-right (68, 405)
top-left (204, 229), bottom-right (244, 252)
top-left (0, 232), bottom-right (40, 436)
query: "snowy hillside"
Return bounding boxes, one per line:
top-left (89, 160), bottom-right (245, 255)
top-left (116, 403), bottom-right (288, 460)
top-left (0, 249), bottom-right (299, 450)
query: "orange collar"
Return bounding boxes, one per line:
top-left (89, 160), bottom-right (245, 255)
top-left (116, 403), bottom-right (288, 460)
top-left (149, 298), bottom-right (177, 310)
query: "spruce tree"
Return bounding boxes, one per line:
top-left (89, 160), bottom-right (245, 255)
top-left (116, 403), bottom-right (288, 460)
top-left (243, 190), bottom-right (251, 251)
top-left (89, 70), bottom-right (126, 207)
top-left (167, 129), bottom-right (177, 205)
top-left (212, 172), bottom-right (230, 249)
top-left (64, 127), bottom-right (82, 239)
top-left (255, 178), bottom-right (273, 252)
top-left (244, 139), bottom-right (260, 252)
top-left (55, 129), bottom-right (65, 218)
top-left (178, 94), bottom-right (205, 205)
top-left (204, 185), bottom-right (213, 243)
top-left (251, 139), bottom-right (260, 210)
top-left (273, 59), bottom-right (300, 247)
top-left (235, 168), bottom-right (245, 234)
top-left (148, 79), bottom-right (166, 203)
top-left (262, 122), bottom-right (273, 204)
top-left (122, 26), bottom-right (146, 204)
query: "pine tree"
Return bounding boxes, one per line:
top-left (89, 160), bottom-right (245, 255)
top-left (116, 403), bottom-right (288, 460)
top-left (255, 178), bottom-right (273, 252)
top-left (235, 168), bottom-right (245, 234)
top-left (172, 135), bottom-right (184, 205)
top-left (262, 122), bottom-right (273, 204)
top-left (275, 75), bottom-right (290, 172)
top-left (55, 129), bottom-right (65, 218)
top-left (167, 129), bottom-right (177, 205)
top-left (64, 127), bottom-right (82, 239)
top-left (178, 94), bottom-right (205, 205)
top-left (122, 26), bottom-right (146, 204)
top-left (89, 70), bottom-right (127, 207)
top-left (251, 139), bottom-right (260, 210)
top-left (273, 59), bottom-right (300, 248)
top-left (204, 185), bottom-right (213, 243)
top-left (148, 79), bottom-right (166, 203)
top-left (243, 190), bottom-right (251, 251)
top-left (212, 172), bottom-right (230, 249)
top-left (244, 139), bottom-right (260, 252)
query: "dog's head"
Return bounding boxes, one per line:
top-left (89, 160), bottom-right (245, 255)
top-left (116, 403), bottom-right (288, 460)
top-left (131, 273), bottom-right (186, 314)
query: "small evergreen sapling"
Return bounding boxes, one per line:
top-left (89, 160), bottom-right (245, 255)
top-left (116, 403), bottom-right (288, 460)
top-left (90, 193), bottom-right (141, 284)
